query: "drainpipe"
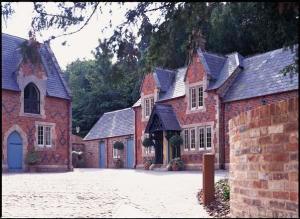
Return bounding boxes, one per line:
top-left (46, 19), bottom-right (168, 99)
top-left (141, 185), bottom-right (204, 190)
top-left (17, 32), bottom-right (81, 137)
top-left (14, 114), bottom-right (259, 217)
top-left (68, 100), bottom-right (73, 171)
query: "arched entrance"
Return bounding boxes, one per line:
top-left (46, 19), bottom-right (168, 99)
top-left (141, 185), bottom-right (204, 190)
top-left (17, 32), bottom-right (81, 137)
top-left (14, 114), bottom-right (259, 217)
top-left (7, 131), bottom-right (23, 171)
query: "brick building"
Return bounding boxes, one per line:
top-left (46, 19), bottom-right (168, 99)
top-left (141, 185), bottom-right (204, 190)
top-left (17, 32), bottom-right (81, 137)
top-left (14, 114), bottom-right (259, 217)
top-left (84, 108), bottom-right (135, 168)
top-left (132, 46), bottom-right (298, 170)
top-left (2, 33), bottom-right (72, 172)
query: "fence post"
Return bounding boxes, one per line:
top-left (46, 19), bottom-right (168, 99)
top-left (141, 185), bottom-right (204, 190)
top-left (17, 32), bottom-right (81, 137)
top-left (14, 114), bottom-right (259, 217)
top-left (203, 153), bottom-right (215, 205)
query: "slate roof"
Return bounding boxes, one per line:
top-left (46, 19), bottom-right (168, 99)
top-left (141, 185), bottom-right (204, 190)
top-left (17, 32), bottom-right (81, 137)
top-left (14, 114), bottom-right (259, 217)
top-left (223, 47), bottom-right (298, 102)
top-left (84, 108), bottom-right (134, 141)
top-left (132, 46), bottom-right (298, 106)
top-left (2, 33), bottom-right (71, 99)
top-left (145, 104), bottom-right (181, 133)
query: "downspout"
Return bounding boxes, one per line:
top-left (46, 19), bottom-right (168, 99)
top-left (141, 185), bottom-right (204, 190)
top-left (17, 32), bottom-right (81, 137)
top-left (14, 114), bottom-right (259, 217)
top-left (68, 100), bottom-right (73, 171)
top-left (134, 108), bottom-right (138, 168)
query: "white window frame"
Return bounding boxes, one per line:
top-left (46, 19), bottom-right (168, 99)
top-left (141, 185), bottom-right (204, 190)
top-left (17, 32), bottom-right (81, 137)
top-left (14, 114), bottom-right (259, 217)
top-left (189, 85), bottom-right (204, 110)
top-left (37, 125), bottom-right (52, 148)
top-left (112, 141), bottom-right (120, 159)
top-left (206, 126), bottom-right (212, 149)
top-left (144, 97), bottom-right (154, 118)
top-left (198, 127), bottom-right (205, 150)
top-left (183, 129), bottom-right (189, 151)
top-left (190, 128), bottom-right (196, 150)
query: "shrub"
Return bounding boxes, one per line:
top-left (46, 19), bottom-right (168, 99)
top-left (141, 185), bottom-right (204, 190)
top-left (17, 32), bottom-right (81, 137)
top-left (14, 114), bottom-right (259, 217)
top-left (26, 150), bottom-right (40, 165)
top-left (216, 179), bottom-right (230, 201)
top-left (169, 135), bottom-right (183, 147)
top-left (168, 157), bottom-right (184, 171)
top-left (113, 141), bottom-right (124, 150)
top-left (142, 137), bottom-right (154, 147)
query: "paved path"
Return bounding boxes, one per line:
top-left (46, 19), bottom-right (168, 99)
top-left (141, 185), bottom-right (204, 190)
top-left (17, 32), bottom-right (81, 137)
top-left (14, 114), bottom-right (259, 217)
top-left (2, 169), bottom-right (228, 218)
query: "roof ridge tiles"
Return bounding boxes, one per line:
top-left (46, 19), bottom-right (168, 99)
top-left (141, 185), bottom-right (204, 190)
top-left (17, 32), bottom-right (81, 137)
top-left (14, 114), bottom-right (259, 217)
top-left (103, 107), bottom-right (132, 115)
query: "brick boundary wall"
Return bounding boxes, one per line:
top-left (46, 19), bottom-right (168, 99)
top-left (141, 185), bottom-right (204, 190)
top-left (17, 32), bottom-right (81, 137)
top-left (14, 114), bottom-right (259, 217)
top-left (229, 97), bottom-right (298, 218)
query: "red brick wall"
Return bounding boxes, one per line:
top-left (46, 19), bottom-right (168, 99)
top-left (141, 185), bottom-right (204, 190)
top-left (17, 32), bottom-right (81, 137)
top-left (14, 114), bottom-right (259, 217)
top-left (84, 135), bottom-right (133, 168)
top-left (141, 73), bottom-right (156, 95)
top-left (223, 91), bottom-right (299, 167)
top-left (2, 89), bottom-right (71, 169)
top-left (229, 97), bottom-right (298, 217)
top-left (134, 54), bottom-right (220, 168)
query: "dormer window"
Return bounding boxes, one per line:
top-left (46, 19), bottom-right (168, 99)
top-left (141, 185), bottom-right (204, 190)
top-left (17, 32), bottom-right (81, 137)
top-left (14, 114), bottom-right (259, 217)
top-left (24, 83), bottom-right (40, 114)
top-left (144, 97), bottom-right (154, 118)
top-left (189, 86), bottom-right (204, 110)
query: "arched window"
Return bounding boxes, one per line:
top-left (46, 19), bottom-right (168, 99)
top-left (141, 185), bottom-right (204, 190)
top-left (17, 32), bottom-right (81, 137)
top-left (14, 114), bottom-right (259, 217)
top-left (24, 83), bottom-right (40, 114)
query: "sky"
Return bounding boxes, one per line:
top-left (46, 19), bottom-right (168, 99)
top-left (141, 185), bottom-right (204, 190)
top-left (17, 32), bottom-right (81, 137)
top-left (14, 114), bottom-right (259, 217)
top-left (2, 2), bottom-right (146, 70)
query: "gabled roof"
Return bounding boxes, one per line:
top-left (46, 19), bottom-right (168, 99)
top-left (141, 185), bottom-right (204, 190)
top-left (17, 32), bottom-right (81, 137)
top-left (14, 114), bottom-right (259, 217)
top-left (153, 67), bottom-right (175, 92)
top-left (2, 33), bottom-right (71, 99)
top-left (84, 108), bottom-right (134, 141)
top-left (132, 45), bottom-right (298, 107)
top-left (145, 104), bottom-right (181, 133)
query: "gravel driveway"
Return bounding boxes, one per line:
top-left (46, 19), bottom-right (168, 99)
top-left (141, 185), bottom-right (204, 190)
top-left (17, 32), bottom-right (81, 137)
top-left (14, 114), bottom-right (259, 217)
top-left (2, 169), bottom-right (228, 218)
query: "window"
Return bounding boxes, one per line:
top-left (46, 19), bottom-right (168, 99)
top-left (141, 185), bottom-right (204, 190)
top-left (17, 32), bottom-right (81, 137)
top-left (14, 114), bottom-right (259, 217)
top-left (113, 141), bottom-right (120, 159)
top-left (190, 128), bottom-right (196, 150)
top-left (144, 97), bottom-right (154, 118)
top-left (206, 127), bottom-right (212, 149)
top-left (24, 83), bottom-right (40, 114)
top-left (199, 87), bottom-right (203, 107)
top-left (37, 125), bottom-right (52, 147)
top-left (183, 129), bottom-right (189, 150)
top-left (189, 86), bottom-right (204, 110)
top-left (199, 127), bottom-right (205, 149)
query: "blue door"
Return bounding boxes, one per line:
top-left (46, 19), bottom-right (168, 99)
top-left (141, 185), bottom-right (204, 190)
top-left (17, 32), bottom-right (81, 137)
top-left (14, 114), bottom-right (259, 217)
top-left (126, 138), bottom-right (134, 168)
top-left (7, 131), bottom-right (23, 171)
top-left (99, 141), bottom-right (106, 168)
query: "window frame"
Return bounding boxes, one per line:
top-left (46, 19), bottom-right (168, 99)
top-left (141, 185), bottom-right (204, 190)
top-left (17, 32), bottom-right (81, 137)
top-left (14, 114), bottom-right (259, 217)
top-left (198, 127), bottom-right (205, 150)
top-left (144, 97), bottom-right (154, 118)
top-left (24, 83), bottom-right (40, 114)
top-left (112, 141), bottom-right (120, 159)
top-left (206, 126), bottom-right (212, 149)
top-left (190, 128), bottom-right (196, 150)
top-left (189, 85), bottom-right (204, 110)
top-left (37, 125), bottom-right (52, 148)
top-left (183, 129), bottom-right (189, 151)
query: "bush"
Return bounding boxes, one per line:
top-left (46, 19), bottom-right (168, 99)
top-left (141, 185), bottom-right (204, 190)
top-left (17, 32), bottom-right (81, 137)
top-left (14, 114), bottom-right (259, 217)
top-left (216, 179), bottom-right (230, 201)
top-left (113, 158), bottom-right (123, 168)
top-left (113, 141), bottom-right (124, 150)
top-left (168, 157), bottom-right (184, 171)
top-left (26, 150), bottom-right (40, 165)
top-left (142, 137), bottom-right (154, 147)
top-left (169, 135), bottom-right (183, 147)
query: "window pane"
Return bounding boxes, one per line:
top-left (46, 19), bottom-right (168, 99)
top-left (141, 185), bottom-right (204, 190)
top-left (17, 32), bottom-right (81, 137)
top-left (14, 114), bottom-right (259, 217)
top-left (206, 127), bottom-right (212, 148)
top-left (190, 129), bottom-right (195, 149)
top-left (38, 125), bottom-right (44, 146)
top-left (199, 127), bottom-right (205, 149)
top-left (183, 129), bottom-right (189, 150)
top-left (24, 83), bottom-right (40, 114)
top-left (150, 97), bottom-right (154, 113)
top-left (191, 88), bottom-right (196, 108)
top-left (199, 87), bottom-right (203, 107)
top-left (145, 99), bottom-right (150, 117)
top-left (45, 126), bottom-right (51, 146)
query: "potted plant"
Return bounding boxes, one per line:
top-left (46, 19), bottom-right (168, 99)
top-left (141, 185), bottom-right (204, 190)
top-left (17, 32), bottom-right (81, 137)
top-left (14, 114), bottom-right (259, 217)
top-left (168, 157), bottom-right (185, 171)
top-left (26, 149), bottom-right (40, 172)
top-left (142, 137), bottom-right (154, 148)
top-left (169, 134), bottom-right (183, 158)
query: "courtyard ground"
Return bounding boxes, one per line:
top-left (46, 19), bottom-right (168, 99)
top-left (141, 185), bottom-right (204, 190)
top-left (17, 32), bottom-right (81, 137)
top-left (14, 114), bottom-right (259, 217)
top-left (2, 169), bottom-right (228, 218)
